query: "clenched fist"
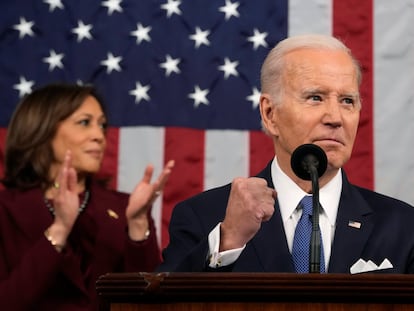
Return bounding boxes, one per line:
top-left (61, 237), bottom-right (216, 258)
top-left (220, 177), bottom-right (277, 251)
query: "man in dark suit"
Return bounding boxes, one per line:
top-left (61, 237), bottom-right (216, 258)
top-left (157, 34), bottom-right (414, 274)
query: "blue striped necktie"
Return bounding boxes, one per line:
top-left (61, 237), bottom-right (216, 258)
top-left (292, 195), bottom-right (325, 273)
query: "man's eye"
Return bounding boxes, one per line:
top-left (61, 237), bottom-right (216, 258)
top-left (342, 98), bottom-right (354, 105)
top-left (309, 95), bottom-right (322, 101)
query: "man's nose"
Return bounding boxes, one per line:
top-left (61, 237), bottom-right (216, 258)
top-left (322, 98), bottom-right (342, 127)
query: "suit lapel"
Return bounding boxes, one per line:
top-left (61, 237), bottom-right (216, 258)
top-left (249, 161), bottom-right (295, 272)
top-left (328, 173), bottom-right (374, 273)
top-left (251, 202), bottom-right (295, 272)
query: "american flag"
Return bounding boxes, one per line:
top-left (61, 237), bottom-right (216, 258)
top-left (1, 0), bottom-right (414, 249)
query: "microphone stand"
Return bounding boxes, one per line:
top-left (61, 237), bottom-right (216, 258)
top-left (308, 162), bottom-right (321, 273)
top-left (291, 144), bottom-right (327, 274)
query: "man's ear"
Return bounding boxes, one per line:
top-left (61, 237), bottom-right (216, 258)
top-left (259, 93), bottom-right (279, 136)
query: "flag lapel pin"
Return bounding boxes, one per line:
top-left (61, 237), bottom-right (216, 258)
top-left (348, 220), bottom-right (361, 229)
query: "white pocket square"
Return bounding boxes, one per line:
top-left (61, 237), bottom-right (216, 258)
top-left (350, 258), bottom-right (393, 274)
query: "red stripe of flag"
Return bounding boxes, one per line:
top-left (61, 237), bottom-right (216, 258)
top-left (334, 0), bottom-right (374, 189)
top-left (249, 130), bottom-right (274, 176)
top-left (162, 127), bottom-right (205, 249)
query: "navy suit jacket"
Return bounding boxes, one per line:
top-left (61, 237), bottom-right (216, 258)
top-left (158, 161), bottom-right (414, 273)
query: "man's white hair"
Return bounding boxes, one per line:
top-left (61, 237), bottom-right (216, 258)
top-left (260, 34), bottom-right (362, 105)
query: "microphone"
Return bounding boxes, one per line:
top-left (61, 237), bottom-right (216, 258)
top-left (291, 144), bottom-right (327, 181)
top-left (291, 144), bottom-right (327, 273)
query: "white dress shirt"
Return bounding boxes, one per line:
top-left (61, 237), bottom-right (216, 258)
top-left (208, 156), bottom-right (342, 270)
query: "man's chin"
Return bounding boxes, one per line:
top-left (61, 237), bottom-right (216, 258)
top-left (326, 154), bottom-right (348, 171)
top-left (327, 158), bottom-right (348, 171)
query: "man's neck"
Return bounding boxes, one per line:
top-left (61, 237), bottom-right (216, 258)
top-left (276, 156), bottom-right (339, 193)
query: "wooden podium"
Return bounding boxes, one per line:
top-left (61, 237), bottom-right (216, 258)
top-left (96, 272), bottom-right (414, 311)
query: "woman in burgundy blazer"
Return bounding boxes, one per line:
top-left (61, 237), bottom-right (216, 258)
top-left (0, 84), bottom-right (174, 310)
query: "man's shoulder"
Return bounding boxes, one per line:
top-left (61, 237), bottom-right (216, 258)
top-left (354, 185), bottom-right (414, 211)
top-left (173, 160), bottom-right (273, 216)
top-left (169, 183), bottom-right (232, 227)
top-left (180, 182), bottom-right (232, 205)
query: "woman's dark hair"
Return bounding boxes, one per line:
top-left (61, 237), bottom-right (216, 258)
top-left (2, 83), bottom-right (106, 189)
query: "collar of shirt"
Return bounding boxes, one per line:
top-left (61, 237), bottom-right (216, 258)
top-left (271, 156), bottom-right (342, 228)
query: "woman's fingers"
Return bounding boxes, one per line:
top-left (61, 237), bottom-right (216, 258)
top-left (153, 160), bottom-right (175, 192)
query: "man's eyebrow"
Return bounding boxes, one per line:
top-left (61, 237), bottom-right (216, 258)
top-left (302, 88), bottom-right (359, 97)
top-left (302, 88), bottom-right (329, 95)
top-left (340, 92), bottom-right (359, 98)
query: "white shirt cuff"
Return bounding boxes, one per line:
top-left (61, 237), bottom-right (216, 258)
top-left (207, 222), bottom-right (245, 268)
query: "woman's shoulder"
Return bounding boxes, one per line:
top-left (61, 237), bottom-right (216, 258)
top-left (0, 188), bottom-right (43, 220)
top-left (0, 187), bottom-right (39, 203)
top-left (0, 188), bottom-right (13, 205)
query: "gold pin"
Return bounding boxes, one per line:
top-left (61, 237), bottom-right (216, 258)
top-left (107, 209), bottom-right (119, 219)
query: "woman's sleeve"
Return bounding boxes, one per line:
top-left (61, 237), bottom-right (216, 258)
top-left (0, 233), bottom-right (63, 309)
top-left (123, 215), bottom-right (161, 272)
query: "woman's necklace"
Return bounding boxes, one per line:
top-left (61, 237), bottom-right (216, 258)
top-left (44, 190), bottom-right (90, 215)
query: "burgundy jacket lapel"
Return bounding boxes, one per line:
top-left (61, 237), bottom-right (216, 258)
top-left (6, 188), bottom-right (53, 243)
top-left (6, 188), bottom-right (89, 296)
